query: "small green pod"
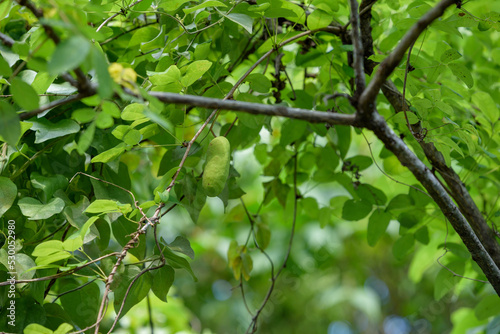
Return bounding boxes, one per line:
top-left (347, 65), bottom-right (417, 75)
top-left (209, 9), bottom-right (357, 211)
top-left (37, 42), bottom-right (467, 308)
top-left (202, 136), bottom-right (230, 197)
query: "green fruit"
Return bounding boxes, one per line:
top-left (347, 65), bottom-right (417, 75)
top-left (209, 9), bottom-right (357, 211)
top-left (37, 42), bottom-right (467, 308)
top-left (202, 136), bottom-right (230, 197)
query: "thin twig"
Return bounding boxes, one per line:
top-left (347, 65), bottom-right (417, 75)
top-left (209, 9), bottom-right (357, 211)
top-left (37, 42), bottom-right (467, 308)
top-left (107, 264), bottom-right (164, 333)
top-left (96, 0), bottom-right (147, 32)
top-left (361, 131), bottom-right (431, 198)
top-left (148, 91), bottom-right (357, 126)
top-left (0, 31), bottom-right (15, 46)
top-left (100, 21), bottom-right (157, 45)
top-left (402, 42), bottom-right (415, 135)
top-left (52, 278), bottom-right (99, 302)
top-left (19, 93), bottom-right (88, 120)
top-left (0, 253), bottom-right (119, 286)
top-left (246, 152), bottom-right (299, 333)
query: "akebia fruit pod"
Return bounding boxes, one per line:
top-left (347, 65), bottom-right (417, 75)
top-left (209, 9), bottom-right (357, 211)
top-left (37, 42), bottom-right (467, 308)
top-left (202, 136), bottom-right (231, 197)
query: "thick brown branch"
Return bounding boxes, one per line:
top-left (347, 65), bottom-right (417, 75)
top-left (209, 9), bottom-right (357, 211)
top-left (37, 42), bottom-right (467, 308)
top-left (359, 0), bottom-right (377, 74)
top-left (349, 0), bottom-right (366, 97)
top-left (358, 0), bottom-right (455, 113)
top-left (381, 81), bottom-right (500, 267)
top-left (148, 91), bottom-right (357, 126)
top-left (360, 112), bottom-right (500, 295)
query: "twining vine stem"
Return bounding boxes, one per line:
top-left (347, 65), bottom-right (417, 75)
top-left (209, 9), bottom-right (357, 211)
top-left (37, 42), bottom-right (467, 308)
top-left (245, 151), bottom-right (299, 333)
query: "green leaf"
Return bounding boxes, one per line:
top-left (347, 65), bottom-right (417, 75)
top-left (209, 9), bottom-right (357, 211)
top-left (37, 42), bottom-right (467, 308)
top-left (168, 235), bottom-right (195, 259)
top-left (29, 118), bottom-right (80, 144)
top-left (102, 101), bottom-right (121, 118)
top-left (222, 12), bottom-right (253, 34)
top-left (241, 252), bottom-right (253, 281)
top-left (11, 77), bottom-right (39, 110)
top-left (367, 210), bottom-right (391, 246)
top-left (356, 184), bottom-right (387, 205)
top-left (159, 0), bottom-right (190, 11)
top-left (129, 26), bottom-right (159, 47)
top-left (342, 199), bottom-right (372, 221)
top-left (72, 108), bottom-right (96, 123)
top-left (386, 194), bottom-right (413, 212)
top-left (0, 101), bottom-right (21, 145)
top-left (179, 175), bottom-right (206, 223)
top-left (122, 128), bottom-right (142, 145)
top-left (246, 73), bottom-right (271, 93)
top-left (392, 111), bottom-right (419, 125)
top-left (440, 49), bottom-right (462, 63)
top-left (0, 55), bottom-right (12, 76)
top-left (31, 172), bottom-right (67, 201)
top-left (307, 9), bottom-right (331, 30)
top-left (152, 265), bottom-right (175, 302)
top-left (149, 65), bottom-right (181, 86)
top-left (426, 63), bottom-right (445, 82)
top-left (60, 282), bottom-right (100, 329)
top-left (451, 308), bottom-right (485, 333)
top-left (181, 60), bottom-right (212, 87)
top-left (249, 3), bottom-right (271, 12)
top-left (280, 119), bottom-right (307, 146)
top-left (32, 240), bottom-right (64, 257)
top-left (318, 206), bottom-right (331, 228)
top-left (397, 211), bottom-right (421, 228)
top-left (85, 199), bottom-right (121, 213)
top-left (62, 236), bottom-right (83, 252)
top-left (280, 1), bottom-right (306, 24)
top-left (316, 145), bottom-right (339, 172)
top-left (122, 103), bottom-right (146, 121)
top-left (163, 245), bottom-right (198, 281)
top-left (0, 176), bottom-right (17, 217)
top-left (54, 323), bottom-right (73, 334)
top-left (434, 261), bottom-right (464, 300)
top-left (140, 26), bottom-right (166, 52)
top-left (415, 226), bottom-right (429, 244)
top-left (408, 2), bottom-right (432, 17)
top-left (79, 216), bottom-right (99, 239)
top-left (255, 222), bottom-right (271, 249)
top-left (18, 197), bottom-right (65, 220)
top-left (392, 234), bottom-right (414, 260)
top-left (0, 250), bottom-right (36, 281)
top-left (344, 155), bottom-right (373, 171)
top-left (96, 111), bottom-right (114, 129)
top-left (475, 294), bottom-right (500, 320)
top-left (472, 92), bottom-right (499, 124)
top-left (23, 324), bottom-right (54, 334)
top-left (115, 269), bottom-right (152, 319)
top-left (435, 101), bottom-right (454, 116)
top-left (35, 250), bottom-right (71, 265)
top-left (184, 0), bottom-right (227, 15)
top-left (47, 35), bottom-right (90, 76)
top-left (91, 146), bottom-right (126, 163)
top-left (332, 125), bottom-right (351, 159)
top-left (448, 63), bottom-right (473, 88)
top-left (91, 46), bottom-right (113, 99)
top-left (77, 122), bottom-right (96, 154)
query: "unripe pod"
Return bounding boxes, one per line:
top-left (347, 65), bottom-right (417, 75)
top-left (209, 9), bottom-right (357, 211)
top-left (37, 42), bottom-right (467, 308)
top-left (202, 136), bottom-right (230, 197)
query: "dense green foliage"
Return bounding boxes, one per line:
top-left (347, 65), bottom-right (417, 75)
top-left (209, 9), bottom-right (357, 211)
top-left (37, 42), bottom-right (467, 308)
top-left (0, 0), bottom-right (500, 333)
